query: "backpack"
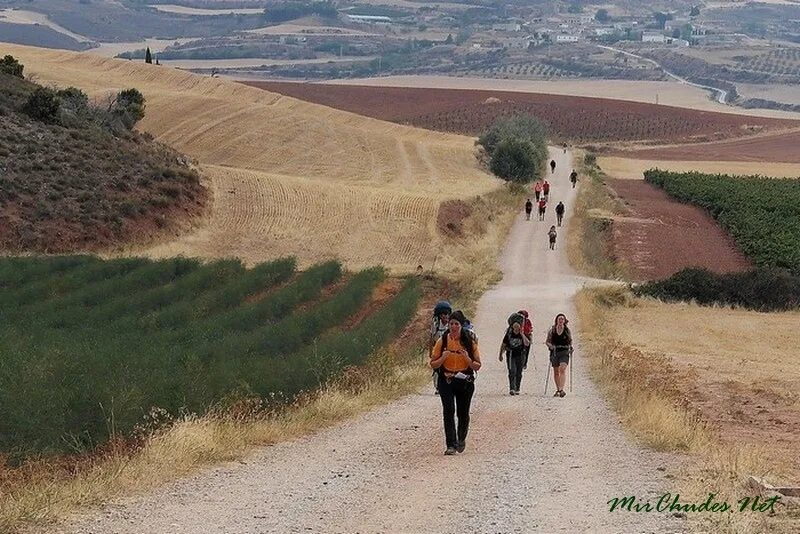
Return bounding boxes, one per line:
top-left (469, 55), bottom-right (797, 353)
top-left (507, 312), bottom-right (524, 327)
top-left (433, 300), bottom-right (452, 317)
top-left (438, 329), bottom-right (476, 375)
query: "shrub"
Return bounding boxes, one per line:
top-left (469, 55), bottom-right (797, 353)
top-left (0, 55), bottom-right (24, 78)
top-left (22, 87), bottom-right (60, 123)
top-left (635, 267), bottom-right (800, 311)
top-left (109, 88), bottom-right (146, 129)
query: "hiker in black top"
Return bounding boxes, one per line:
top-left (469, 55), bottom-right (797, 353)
top-left (499, 319), bottom-right (530, 395)
top-left (550, 159), bottom-right (556, 174)
top-left (548, 226), bottom-right (557, 250)
top-left (524, 198), bottom-right (533, 221)
top-left (546, 313), bottom-right (573, 398)
top-left (569, 170), bottom-right (578, 188)
top-left (555, 201), bottom-right (565, 227)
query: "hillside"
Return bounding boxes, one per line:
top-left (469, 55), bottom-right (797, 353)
top-left (0, 67), bottom-right (206, 253)
top-left (1, 43), bottom-right (502, 271)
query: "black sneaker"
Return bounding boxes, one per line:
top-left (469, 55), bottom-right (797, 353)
top-left (456, 441), bottom-right (466, 453)
top-left (559, 390), bottom-right (567, 398)
top-left (444, 447), bottom-right (457, 455)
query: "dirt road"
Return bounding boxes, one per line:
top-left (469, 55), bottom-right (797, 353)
top-left (61, 150), bottom-right (684, 534)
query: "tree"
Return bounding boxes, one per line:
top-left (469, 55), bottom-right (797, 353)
top-left (444, 33), bottom-right (454, 45)
top-left (489, 139), bottom-right (539, 183)
top-left (145, 47), bottom-right (153, 64)
top-left (0, 55), bottom-right (24, 78)
top-left (690, 6), bottom-right (700, 17)
top-left (595, 9), bottom-right (610, 23)
top-left (567, 2), bottom-right (583, 14)
top-left (22, 87), bottom-right (60, 123)
top-left (653, 12), bottom-right (672, 29)
top-left (109, 88), bottom-right (146, 129)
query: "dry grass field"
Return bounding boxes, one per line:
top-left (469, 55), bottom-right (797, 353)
top-left (598, 156), bottom-right (800, 179)
top-left (4, 43), bottom-right (503, 272)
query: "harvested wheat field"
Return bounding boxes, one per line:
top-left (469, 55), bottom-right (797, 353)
top-left (605, 299), bottom-right (800, 484)
top-left (598, 156), bottom-right (800, 180)
top-left (4, 43), bottom-right (502, 271)
top-left (604, 179), bottom-right (752, 281)
top-left (250, 81), bottom-right (798, 144)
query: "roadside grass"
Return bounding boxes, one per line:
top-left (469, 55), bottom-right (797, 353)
top-left (566, 152), bottom-right (629, 280)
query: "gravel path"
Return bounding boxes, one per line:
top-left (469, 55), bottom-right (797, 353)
top-left (60, 149), bottom-right (686, 534)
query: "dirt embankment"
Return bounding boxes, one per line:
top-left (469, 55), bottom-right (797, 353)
top-left (605, 179), bottom-right (752, 281)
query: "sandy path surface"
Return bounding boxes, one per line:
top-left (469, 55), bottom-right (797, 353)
top-left (59, 150), bottom-right (684, 534)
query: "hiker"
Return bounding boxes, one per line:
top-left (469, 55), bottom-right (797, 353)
top-left (499, 316), bottom-right (530, 396)
top-left (562, 143), bottom-right (567, 154)
top-left (550, 159), bottom-right (556, 174)
top-left (548, 225), bottom-right (557, 250)
top-left (542, 180), bottom-right (550, 201)
top-left (430, 310), bottom-right (482, 455)
top-left (555, 201), bottom-right (565, 227)
top-left (519, 310), bottom-right (533, 369)
top-left (538, 197), bottom-right (547, 221)
top-left (546, 314), bottom-right (573, 398)
top-left (524, 198), bottom-right (533, 221)
top-left (430, 301), bottom-right (452, 395)
top-left (570, 170), bottom-right (578, 189)
top-left (534, 180), bottom-right (543, 202)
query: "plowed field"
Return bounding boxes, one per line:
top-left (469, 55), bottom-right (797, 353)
top-left (4, 43), bottom-right (501, 271)
top-left (248, 82), bottom-right (799, 144)
top-left (605, 179), bottom-right (752, 281)
top-left (614, 129), bottom-right (800, 163)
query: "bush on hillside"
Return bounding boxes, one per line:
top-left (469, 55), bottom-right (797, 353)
top-left (635, 267), bottom-right (800, 311)
top-left (22, 87), bottom-right (60, 123)
top-left (109, 88), bottom-right (146, 130)
top-left (478, 114), bottom-right (548, 183)
top-left (0, 55), bottom-right (24, 78)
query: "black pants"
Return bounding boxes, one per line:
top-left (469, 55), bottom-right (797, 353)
top-left (557, 212), bottom-right (563, 226)
top-left (506, 352), bottom-right (525, 392)
top-left (535, 191), bottom-right (540, 201)
top-left (438, 374), bottom-right (475, 448)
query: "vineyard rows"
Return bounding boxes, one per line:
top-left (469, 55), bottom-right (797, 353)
top-left (0, 256), bottom-right (420, 455)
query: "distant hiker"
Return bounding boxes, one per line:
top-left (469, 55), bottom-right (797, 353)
top-left (525, 198), bottom-right (533, 221)
top-left (543, 180), bottom-right (551, 201)
top-left (548, 225), bottom-right (557, 250)
top-left (555, 201), bottom-right (565, 227)
top-left (430, 301), bottom-right (452, 395)
top-left (499, 315), bottom-right (531, 395)
top-left (546, 314), bottom-right (573, 398)
top-left (430, 310), bottom-right (482, 455)
top-left (519, 309), bottom-right (533, 369)
top-left (534, 181), bottom-right (543, 201)
top-left (538, 198), bottom-right (547, 221)
top-left (550, 159), bottom-right (556, 173)
top-left (562, 143), bottom-right (568, 154)
top-left (570, 170), bottom-right (578, 188)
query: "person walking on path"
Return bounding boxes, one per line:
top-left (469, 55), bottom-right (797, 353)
top-left (570, 170), bottom-right (578, 189)
top-left (548, 225), bottom-right (557, 250)
top-left (542, 180), bottom-right (550, 201)
top-left (546, 314), bottom-right (573, 398)
top-left (555, 201), bottom-right (565, 227)
top-left (430, 301), bottom-right (451, 395)
top-left (538, 197), bottom-right (547, 221)
top-left (524, 198), bottom-right (533, 221)
top-left (550, 159), bottom-right (556, 174)
top-left (534, 180), bottom-right (542, 202)
top-left (499, 318), bottom-right (531, 395)
top-left (430, 310), bottom-right (482, 455)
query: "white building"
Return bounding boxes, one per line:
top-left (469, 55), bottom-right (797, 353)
top-left (555, 34), bottom-right (580, 43)
top-left (642, 32), bottom-right (666, 43)
top-left (346, 14), bottom-right (392, 24)
top-left (595, 27), bottom-right (615, 36)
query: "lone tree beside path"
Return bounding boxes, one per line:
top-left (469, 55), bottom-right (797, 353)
top-left (478, 115), bottom-right (548, 183)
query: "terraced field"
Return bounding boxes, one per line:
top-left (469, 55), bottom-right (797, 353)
top-left (4, 43), bottom-right (501, 271)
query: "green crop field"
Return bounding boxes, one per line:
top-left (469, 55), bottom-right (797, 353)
top-left (644, 170), bottom-right (800, 271)
top-left (0, 256), bottom-right (420, 457)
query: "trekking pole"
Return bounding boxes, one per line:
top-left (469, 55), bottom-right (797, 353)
top-left (543, 349), bottom-right (552, 396)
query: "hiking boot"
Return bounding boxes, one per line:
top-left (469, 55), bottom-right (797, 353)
top-left (509, 390), bottom-right (515, 396)
top-left (553, 391), bottom-right (560, 397)
top-left (559, 390), bottom-right (567, 398)
top-left (456, 441), bottom-right (466, 453)
top-left (444, 447), bottom-right (457, 456)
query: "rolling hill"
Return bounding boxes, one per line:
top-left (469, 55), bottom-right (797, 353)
top-left (2, 43), bottom-right (502, 271)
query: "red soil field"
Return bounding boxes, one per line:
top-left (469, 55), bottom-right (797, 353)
top-left (247, 81), bottom-right (799, 144)
top-left (614, 129), bottom-right (800, 163)
top-left (605, 179), bottom-right (752, 281)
